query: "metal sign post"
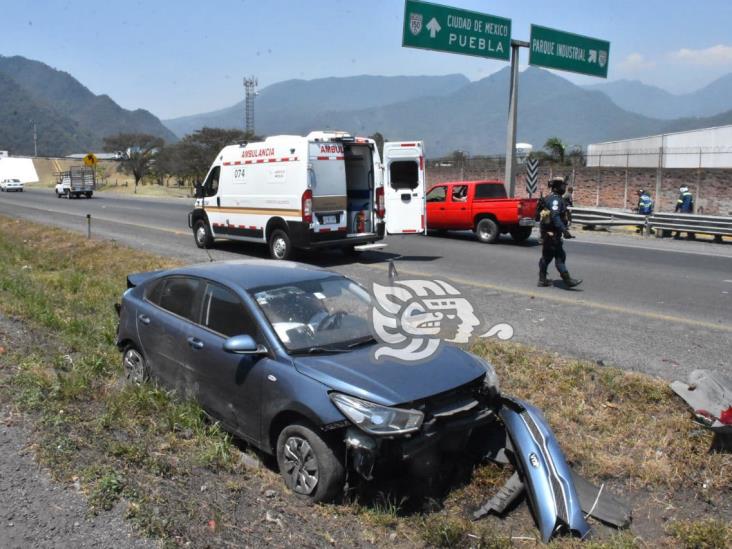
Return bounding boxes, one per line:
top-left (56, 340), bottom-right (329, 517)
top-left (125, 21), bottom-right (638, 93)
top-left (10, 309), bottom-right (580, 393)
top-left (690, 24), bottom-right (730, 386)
top-left (504, 40), bottom-right (528, 197)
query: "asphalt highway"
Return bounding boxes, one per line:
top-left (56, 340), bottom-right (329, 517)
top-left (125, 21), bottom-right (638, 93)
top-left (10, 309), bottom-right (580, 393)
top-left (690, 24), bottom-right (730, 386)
top-left (2, 188), bottom-right (731, 381)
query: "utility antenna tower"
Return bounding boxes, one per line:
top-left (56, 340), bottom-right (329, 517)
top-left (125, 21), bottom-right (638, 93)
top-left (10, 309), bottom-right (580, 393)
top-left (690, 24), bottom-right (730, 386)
top-left (243, 76), bottom-right (258, 135)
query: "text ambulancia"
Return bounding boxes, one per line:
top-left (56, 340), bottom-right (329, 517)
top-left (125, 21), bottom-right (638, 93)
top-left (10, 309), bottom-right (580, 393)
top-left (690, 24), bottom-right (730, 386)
top-left (188, 131), bottom-right (426, 259)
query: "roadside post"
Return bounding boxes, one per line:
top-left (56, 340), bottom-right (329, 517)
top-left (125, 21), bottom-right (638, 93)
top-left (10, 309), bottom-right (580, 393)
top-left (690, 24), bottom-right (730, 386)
top-left (525, 157), bottom-right (539, 197)
top-left (86, 214), bottom-right (91, 239)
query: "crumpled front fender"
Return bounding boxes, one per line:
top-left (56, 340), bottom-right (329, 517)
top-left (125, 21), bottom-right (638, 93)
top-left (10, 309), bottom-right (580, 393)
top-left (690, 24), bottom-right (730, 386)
top-left (499, 396), bottom-right (590, 542)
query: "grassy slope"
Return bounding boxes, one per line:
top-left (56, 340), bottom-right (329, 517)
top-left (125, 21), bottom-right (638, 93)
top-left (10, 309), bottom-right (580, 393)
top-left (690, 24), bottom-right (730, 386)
top-left (0, 215), bottom-right (729, 548)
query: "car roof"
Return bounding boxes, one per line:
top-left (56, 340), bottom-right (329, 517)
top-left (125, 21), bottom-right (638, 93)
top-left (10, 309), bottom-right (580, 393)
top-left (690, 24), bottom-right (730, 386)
top-left (160, 259), bottom-right (336, 291)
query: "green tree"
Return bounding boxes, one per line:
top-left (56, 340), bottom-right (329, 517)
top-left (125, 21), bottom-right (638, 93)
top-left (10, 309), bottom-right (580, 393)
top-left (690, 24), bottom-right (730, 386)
top-left (103, 133), bottom-right (164, 192)
top-left (172, 127), bottom-right (257, 183)
top-left (543, 137), bottom-right (566, 164)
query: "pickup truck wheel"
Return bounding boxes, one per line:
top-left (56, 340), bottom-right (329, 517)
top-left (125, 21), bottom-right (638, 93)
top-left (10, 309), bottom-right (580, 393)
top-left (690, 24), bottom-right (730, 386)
top-left (269, 229), bottom-right (292, 260)
top-left (85, 192), bottom-right (93, 198)
top-left (276, 422), bottom-right (344, 503)
top-left (510, 227), bottom-right (532, 243)
top-left (193, 219), bottom-right (214, 249)
top-left (476, 218), bottom-right (499, 243)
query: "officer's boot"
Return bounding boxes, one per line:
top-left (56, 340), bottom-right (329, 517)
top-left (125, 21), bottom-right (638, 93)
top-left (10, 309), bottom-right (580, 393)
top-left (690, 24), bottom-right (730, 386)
top-left (537, 269), bottom-right (550, 287)
top-left (560, 272), bottom-right (582, 288)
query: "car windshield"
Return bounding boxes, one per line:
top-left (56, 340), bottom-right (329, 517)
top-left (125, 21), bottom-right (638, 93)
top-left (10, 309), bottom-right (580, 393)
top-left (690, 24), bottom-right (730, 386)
top-left (250, 276), bottom-right (372, 353)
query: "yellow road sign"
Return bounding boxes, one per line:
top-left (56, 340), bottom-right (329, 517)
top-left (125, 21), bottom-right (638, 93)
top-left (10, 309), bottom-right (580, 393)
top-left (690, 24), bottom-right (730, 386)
top-left (83, 153), bottom-right (97, 167)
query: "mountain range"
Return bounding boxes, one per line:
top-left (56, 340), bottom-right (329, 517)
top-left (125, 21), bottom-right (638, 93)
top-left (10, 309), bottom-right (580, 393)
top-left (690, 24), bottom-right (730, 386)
top-left (164, 68), bottom-right (732, 156)
top-left (586, 75), bottom-right (732, 120)
top-left (0, 55), bottom-right (176, 156)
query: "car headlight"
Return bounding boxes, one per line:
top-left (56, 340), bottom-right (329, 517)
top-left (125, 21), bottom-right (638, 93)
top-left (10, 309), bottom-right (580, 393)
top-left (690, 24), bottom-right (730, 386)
top-left (330, 393), bottom-right (424, 435)
top-left (468, 353), bottom-right (500, 397)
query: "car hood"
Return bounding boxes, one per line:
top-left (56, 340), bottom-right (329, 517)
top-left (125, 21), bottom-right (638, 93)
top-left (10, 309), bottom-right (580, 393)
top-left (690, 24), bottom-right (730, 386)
top-left (293, 344), bottom-right (485, 406)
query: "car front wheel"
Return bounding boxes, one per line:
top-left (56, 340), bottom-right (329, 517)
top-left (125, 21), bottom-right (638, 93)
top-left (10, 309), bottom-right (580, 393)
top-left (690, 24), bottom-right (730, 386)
top-left (193, 219), bottom-right (214, 249)
top-left (276, 422), bottom-right (344, 502)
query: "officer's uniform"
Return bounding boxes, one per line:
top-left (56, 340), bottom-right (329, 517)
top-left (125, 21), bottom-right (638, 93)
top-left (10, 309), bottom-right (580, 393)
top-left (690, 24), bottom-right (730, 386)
top-left (538, 184), bottom-right (581, 287)
top-left (637, 193), bottom-right (653, 215)
top-left (674, 187), bottom-right (695, 239)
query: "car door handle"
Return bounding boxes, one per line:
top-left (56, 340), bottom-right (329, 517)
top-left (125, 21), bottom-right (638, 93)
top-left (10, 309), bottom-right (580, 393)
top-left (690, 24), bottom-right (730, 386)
top-left (187, 336), bottom-right (204, 350)
top-left (138, 314), bottom-right (151, 325)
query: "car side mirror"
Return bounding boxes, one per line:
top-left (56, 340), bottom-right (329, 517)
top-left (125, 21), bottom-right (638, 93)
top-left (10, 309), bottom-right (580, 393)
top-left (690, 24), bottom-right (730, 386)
top-left (194, 183), bottom-right (204, 199)
top-left (223, 334), bottom-right (267, 355)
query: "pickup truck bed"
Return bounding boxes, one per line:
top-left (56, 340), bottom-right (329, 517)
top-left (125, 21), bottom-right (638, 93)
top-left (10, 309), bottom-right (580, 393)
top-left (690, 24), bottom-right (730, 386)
top-left (426, 180), bottom-right (537, 243)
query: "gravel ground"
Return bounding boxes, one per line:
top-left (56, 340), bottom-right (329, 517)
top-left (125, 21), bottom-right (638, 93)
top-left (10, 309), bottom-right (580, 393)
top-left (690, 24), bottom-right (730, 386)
top-left (0, 316), bottom-right (156, 549)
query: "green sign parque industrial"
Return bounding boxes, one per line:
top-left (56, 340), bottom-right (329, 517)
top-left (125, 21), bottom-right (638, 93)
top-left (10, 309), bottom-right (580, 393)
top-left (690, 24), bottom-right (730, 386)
top-left (529, 25), bottom-right (610, 78)
top-left (402, 0), bottom-right (511, 61)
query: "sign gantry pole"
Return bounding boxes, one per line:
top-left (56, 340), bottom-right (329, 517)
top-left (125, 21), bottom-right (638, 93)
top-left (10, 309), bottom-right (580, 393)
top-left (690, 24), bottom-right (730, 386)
top-left (504, 39), bottom-right (528, 198)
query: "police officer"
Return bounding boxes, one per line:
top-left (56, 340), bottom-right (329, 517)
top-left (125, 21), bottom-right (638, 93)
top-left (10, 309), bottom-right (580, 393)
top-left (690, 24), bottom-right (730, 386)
top-left (538, 177), bottom-right (582, 288)
top-left (674, 185), bottom-right (695, 239)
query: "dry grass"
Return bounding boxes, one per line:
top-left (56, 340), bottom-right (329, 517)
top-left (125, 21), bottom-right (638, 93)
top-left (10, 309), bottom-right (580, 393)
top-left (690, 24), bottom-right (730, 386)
top-left (0, 214), bottom-right (730, 547)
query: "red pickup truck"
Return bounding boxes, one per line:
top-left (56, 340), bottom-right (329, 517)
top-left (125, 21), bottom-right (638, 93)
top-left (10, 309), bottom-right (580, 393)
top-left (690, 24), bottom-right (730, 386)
top-left (426, 180), bottom-right (538, 243)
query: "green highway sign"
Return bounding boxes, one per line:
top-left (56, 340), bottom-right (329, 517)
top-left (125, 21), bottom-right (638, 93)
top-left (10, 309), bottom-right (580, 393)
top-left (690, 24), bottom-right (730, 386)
top-left (402, 0), bottom-right (511, 61)
top-left (529, 25), bottom-right (610, 78)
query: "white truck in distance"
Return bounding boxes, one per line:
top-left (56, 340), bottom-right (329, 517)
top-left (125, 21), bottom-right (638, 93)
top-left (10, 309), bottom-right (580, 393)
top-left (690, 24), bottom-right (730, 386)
top-left (188, 131), bottom-right (426, 259)
top-left (55, 166), bottom-right (96, 199)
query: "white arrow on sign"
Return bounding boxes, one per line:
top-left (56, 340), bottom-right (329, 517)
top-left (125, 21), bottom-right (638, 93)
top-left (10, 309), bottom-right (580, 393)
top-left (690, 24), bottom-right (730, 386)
top-left (426, 17), bottom-right (441, 38)
top-left (588, 49), bottom-right (597, 63)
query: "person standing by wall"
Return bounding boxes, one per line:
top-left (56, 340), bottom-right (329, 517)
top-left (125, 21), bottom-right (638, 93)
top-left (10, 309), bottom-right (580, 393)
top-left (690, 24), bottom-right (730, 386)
top-left (636, 189), bottom-right (653, 234)
top-left (674, 185), bottom-right (695, 239)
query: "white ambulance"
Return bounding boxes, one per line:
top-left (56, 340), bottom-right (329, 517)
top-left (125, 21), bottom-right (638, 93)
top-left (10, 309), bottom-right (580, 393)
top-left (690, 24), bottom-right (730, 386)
top-left (188, 131), bottom-right (425, 259)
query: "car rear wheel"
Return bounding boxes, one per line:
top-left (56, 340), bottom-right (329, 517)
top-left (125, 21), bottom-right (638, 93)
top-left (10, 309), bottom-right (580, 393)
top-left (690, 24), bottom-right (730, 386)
top-left (268, 229), bottom-right (292, 260)
top-left (510, 227), bottom-right (532, 243)
top-left (193, 219), bottom-right (214, 249)
top-left (122, 346), bottom-right (149, 385)
top-left (276, 422), bottom-right (344, 503)
top-left (476, 218), bottom-right (499, 243)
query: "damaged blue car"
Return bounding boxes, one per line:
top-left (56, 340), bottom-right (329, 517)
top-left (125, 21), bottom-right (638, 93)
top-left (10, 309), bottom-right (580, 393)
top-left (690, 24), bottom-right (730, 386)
top-left (116, 260), bottom-right (612, 542)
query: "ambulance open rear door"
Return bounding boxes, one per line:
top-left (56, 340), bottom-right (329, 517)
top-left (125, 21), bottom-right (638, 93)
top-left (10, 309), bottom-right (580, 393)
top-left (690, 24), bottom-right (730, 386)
top-left (383, 141), bottom-right (426, 235)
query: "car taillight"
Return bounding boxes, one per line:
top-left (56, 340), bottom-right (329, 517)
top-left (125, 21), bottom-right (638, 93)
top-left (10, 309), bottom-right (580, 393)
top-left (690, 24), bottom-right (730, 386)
top-left (302, 190), bottom-right (313, 223)
top-left (518, 201), bottom-right (523, 215)
top-left (375, 187), bottom-right (385, 218)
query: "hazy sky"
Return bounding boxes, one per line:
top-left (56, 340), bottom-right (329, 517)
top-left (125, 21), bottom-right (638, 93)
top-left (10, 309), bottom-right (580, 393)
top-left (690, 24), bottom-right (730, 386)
top-left (2, 0), bottom-right (732, 119)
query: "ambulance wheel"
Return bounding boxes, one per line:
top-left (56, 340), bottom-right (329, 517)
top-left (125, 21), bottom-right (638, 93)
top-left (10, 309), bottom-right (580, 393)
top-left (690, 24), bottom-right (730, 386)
top-left (269, 229), bottom-right (292, 260)
top-left (476, 218), bottom-right (499, 243)
top-left (193, 219), bottom-right (214, 249)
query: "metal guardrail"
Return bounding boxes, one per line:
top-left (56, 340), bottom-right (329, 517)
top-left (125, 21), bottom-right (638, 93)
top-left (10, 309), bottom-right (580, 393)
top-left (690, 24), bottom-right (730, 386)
top-left (570, 207), bottom-right (732, 238)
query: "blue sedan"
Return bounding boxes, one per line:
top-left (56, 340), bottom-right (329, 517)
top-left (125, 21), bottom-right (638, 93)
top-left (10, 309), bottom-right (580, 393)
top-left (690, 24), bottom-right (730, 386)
top-left (115, 260), bottom-right (498, 502)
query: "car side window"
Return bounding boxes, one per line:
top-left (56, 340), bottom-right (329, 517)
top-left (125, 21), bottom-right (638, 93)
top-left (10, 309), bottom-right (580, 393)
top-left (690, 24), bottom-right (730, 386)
top-left (152, 277), bottom-right (201, 322)
top-left (451, 185), bottom-right (468, 202)
top-left (475, 183), bottom-right (507, 199)
top-left (201, 283), bottom-right (257, 338)
top-left (426, 186), bottom-right (446, 202)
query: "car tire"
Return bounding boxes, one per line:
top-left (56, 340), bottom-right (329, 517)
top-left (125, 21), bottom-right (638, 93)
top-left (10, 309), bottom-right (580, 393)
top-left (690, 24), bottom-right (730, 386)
top-left (268, 229), bottom-right (292, 260)
top-left (510, 227), bottom-right (532, 243)
top-left (476, 218), bottom-right (499, 243)
top-left (122, 346), bottom-right (149, 385)
top-left (276, 422), bottom-right (344, 503)
top-left (86, 192), bottom-right (92, 198)
top-left (193, 219), bottom-right (214, 249)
